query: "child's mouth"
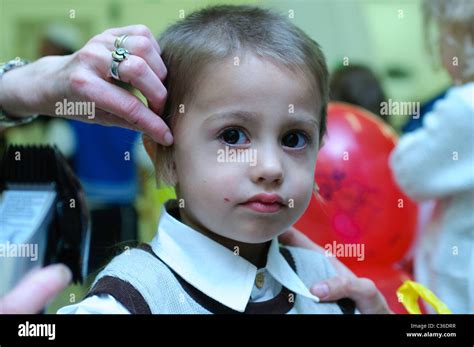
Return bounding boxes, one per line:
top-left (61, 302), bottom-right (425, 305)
top-left (239, 193), bottom-right (285, 213)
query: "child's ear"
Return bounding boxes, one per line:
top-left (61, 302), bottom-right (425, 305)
top-left (142, 133), bottom-right (178, 187)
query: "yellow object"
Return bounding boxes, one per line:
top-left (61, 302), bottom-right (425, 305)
top-left (397, 280), bottom-right (452, 314)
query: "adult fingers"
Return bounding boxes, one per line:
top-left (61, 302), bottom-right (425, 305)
top-left (0, 264), bottom-right (72, 314)
top-left (92, 33), bottom-right (167, 82)
top-left (104, 24), bottom-right (162, 54)
top-left (112, 54), bottom-right (167, 115)
top-left (311, 276), bottom-right (393, 314)
top-left (69, 73), bottom-right (172, 145)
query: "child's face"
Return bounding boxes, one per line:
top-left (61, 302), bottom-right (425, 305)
top-left (171, 54), bottom-right (321, 243)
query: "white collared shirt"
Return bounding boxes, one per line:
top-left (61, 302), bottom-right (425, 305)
top-left (58, 200), bottom-right (320, 314)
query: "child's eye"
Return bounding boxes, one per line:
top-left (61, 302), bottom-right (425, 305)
top-left (218, 128), bottom-right (250, 146)
top-left (281, 131), bottom-right (310, 149)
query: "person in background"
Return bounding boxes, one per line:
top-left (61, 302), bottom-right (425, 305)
top-left (69, 121), bottom-right (141, 274)
top-left (390, 0), bottom-right (474, 313)
top-left (401, 88), bottom-right (449, 133)
top-left (329, 64), bottom-right (387, 121)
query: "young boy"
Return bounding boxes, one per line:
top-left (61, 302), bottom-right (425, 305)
top-left (59, 5), bottom-right (350, 314)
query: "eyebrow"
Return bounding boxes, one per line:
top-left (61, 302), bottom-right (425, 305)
top-left (203, 110), bottom-right (320, 129)
top-left (203, 111), bottom-right (260, 126)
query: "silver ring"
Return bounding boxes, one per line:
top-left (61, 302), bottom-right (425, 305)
top-left (112, 47), bottom-right (130, 62)
top-left (110, 60), bottom-right (121, 80)
top-left (110, 47), bottom-right (130, 81)
top-left (114, 34), bottom-right (129, 49)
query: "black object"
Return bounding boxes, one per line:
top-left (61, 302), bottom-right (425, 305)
top-left (0, 144), bottom-right (90, 284)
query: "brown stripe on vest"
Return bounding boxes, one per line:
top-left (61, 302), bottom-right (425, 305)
top-left (86, 275), bottom-right (151, 314)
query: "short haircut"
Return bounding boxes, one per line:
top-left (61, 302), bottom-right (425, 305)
top-left (154, 5), bottom-right (329, 186)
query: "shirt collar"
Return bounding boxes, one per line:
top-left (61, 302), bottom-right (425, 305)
top-left (150, 200), bottom-right (320, 312)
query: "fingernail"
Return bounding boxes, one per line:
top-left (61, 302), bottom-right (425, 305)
top-left (50, 264), bottom-right (72, 283)
top-left (312, 283), bottom-right (329, 299)
top-left (163, 131), bottom-right (173, 146)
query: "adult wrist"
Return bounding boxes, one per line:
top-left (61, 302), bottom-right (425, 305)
top-left (0, 58), bottom-right (39, 126)
top-left (0, 55), bottom-right (69, 121)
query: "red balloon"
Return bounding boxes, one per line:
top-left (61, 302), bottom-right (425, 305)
top-left (351, 265), bottom-right (413, 314)
top-left (295, 102), bottom-right (418, 266)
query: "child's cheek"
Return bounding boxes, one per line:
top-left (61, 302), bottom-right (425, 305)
top-left (206, 167), bottom-right (241, 200)
top-left (289, 170), bottom-right (315, 211)
top-left (186, 157), bottom-right (240, 198)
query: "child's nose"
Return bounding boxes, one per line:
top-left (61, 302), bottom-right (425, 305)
top-left (250, 146), bottom-right (284, 186)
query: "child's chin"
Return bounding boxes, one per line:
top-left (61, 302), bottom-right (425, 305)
top-left (233, 228), bottom-right (283, 244)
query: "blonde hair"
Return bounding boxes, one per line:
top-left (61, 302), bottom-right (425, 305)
top-left (154, 5), bottom-right (329, 186)
top-left (422, 0), bottom-right (474, 74)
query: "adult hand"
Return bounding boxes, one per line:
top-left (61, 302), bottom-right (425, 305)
top-left (279, 227), bottom-right (393, 314)
top-left (0, 264), bottom-right (72, 314)
top-left (0, 24), bottom-right (172, 145)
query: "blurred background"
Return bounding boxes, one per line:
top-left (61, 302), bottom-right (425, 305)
top-left (0, 0), bottom-right (453, 313)
top-left (0, 0), bottom-right (451, 121)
